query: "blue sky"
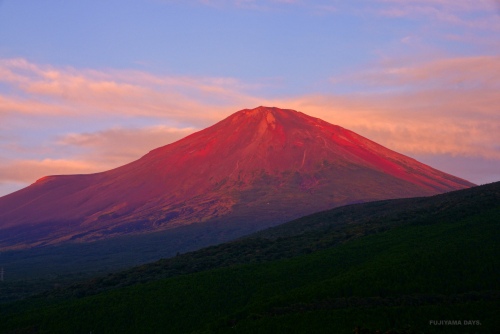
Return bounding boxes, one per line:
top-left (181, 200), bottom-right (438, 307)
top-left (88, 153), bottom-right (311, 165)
top-left (0, 0), bottom-right (499, 196)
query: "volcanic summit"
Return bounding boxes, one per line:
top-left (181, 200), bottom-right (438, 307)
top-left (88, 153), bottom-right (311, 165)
top-left (0, 106), bottom-right (474, 249)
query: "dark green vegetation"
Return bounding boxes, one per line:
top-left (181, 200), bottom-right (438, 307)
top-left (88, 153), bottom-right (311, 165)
top-left (0, 217), bottom-right (267, 302)
top-left (0, 217), bottom-right (265, 281)
top-left (1, 182), bottom-right (499, 333)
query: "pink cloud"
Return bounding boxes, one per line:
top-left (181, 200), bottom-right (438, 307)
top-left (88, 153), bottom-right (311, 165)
top-left (0, 159), bottom-right (103, 184)
top-left (2, 56), bottom-right (498, 162)
top-left (272, 93), bottom-right (500, 160)
top-left (0, 95), bottom-right (65, 117)
top-left (283, 56), bottom-right (500, 160)
top-left (377, 0), bottom-right (500, 30)
top-left (57, 126), bottom-right (197, 166)
top-left (378, 0), bottom-right (496, 12)
top-left (0, 127), bottom-right (199, 196)
top-left (335, 56), bottom-right (500, 89)
top-left (0, 58), bottom-right (260, 124)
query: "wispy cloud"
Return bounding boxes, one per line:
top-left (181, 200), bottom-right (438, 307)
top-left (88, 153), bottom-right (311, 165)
top-left (167, 0), bottom-right (500, 25)
top-left (376, 0), bottom-right (500, 30)
top-left (289, 56), bottom-right (500, 160)
top-left (162, 0), bottom-right (299, 11)
top-left (0, 58), bottom-right (260, 125)
top-left (333, 55), bottom-right (500, 91)
top-left (276, 92), bottom-right (500, 160)
top-left (378, 0), bottom-right (496, 12)
top-left (57, 126), bottom-right (197, 166)
top-left (0, 159), bottom-right (102, 184)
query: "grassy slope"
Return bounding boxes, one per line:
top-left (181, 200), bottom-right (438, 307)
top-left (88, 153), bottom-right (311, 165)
top-left (31, 181), bottom-right (499, 300)
top-left (1, 181), bottom-right (497, 303)
top-left (1, 187), bottom-right (499, 333)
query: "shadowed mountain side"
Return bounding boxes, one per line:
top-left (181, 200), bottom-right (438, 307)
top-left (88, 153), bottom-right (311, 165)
top-left (0, 171), bottom-right (454, 281)
top-left (0, 106), bottom-right (474, 250)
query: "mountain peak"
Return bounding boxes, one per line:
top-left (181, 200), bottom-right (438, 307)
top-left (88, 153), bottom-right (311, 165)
top-left (244, 105), bottom-right (281, 114)
top-left (238, 106), bottom-right (282, 130)
top-left (238, 106), bottom-right (300, 120)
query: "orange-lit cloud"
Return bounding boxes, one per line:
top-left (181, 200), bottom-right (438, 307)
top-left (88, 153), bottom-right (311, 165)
top-left (378, 0), bottom-right (496, 13)
top-left (0, 95), bottom-right (65, 117)
top-left (334, 55), bottom-right (500, 89)
top-left (0, 58), bottom-right (260, 125)
top-left (377, 0), bottom-right (500, 30)
top-left (57, 126), bottom-right (197, 167)
top-left (177, 0), bottom-right (500, 27)
top-left (0, 159), bottom-right (102, 184)
top-left (280, 56), bottom-right (500, 159)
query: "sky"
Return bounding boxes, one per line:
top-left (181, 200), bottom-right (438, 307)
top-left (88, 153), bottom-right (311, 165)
top-left (0, 0), bottom-right (499, 197)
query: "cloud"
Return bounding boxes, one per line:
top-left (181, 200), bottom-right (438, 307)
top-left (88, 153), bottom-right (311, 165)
top-left (331, 56), bottom-right (500, 91)
top-left (0, 159), bottom-right (102, 184)
top-left (376, 0), bottom-right (500, 30)
top-left (0, 58), bottom-right (260, 125)
top-left (162, 0), bottom-right (298, 11)
top-left (0, 126), bottom-right (198, 196)
top-left (0, 57), bottom-right (263, 195)
top-left (378, 0), bottom-right (495, 12)
top-left (3, 56), bottom-right (499, 162)
top-left (57, 126), bottom-right (197, 166)
top-left (274, 93), bottom-right (500, 160)
top-left (277, 55), bottom-right (500, 161)
top-left (166, 0), bottom-right (500, 25)
top-left (0, 95), bottom-right (65, 117)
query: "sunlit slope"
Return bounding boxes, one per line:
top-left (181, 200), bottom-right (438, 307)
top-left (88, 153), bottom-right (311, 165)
top-left (0, 107), bottom-right (473, 250)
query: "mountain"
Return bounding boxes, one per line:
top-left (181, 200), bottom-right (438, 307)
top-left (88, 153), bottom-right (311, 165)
top-left (0, 106), bottom-right (474, 250)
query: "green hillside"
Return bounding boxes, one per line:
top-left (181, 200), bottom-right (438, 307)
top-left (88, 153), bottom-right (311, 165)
top-left (37, 181), bottom-right (500, 299)
top-left (1, 182), bottom-right (499, 333)
top-left (1, 181), bottom-right (497, 303)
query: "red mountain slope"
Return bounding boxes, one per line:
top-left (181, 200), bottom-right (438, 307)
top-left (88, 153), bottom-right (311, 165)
top-left (0, 106), bottom-right (474, 249)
